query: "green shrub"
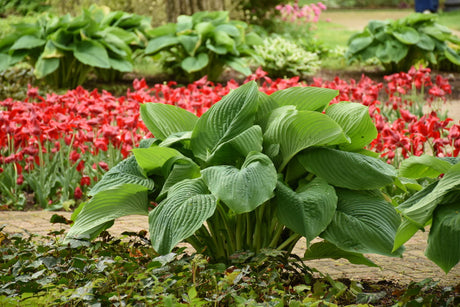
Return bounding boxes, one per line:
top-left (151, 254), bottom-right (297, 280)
top-left (394, 155), bottom-right (460, 274)
top-left (66, 81), bottom-right (404, 265)
top-left (144, 11), bottom-right (263, 82)
top-left (0, 0), bottom-right (50, 17)
top-left (346, 13), bottom-right (460, 73)
top-left (253, 35), bottom-right (321, 77)
top-left (0, 5), bottom-right (151, 88)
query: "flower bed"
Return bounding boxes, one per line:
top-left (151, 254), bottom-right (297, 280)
top-left (0, 67), bottom-right (456, 209)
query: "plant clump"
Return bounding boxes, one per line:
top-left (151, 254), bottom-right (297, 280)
top-left (253, 34), bottom-right (321, 77)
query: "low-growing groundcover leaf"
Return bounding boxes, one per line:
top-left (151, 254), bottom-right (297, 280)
top-left (5, 234), bottom-right (458, 306)
top-left (394, 159), bottom-right (460, 273)
top-left (67, 80), bottom-right (403, 267)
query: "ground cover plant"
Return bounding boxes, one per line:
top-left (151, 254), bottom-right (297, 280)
top-left (1, 229), bottom-right (458, 306)
top-left (346, 13), bottom-right (460, 72)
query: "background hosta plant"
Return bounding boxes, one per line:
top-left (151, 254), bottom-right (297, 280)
top-left (67, 81), bottom-right (404, 265)
top-left (253, 34), bottom-right (321, 77)
top-left (0, 5), bottom-right (151, 88)
top-left (144, 11), bottom-right (263, 82)
top-left (394, 155), bottom-right (460, 273)
top-left (346, 13), bottom-right (460, 72)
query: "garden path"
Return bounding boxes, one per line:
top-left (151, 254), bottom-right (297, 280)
top-left (0, 211), bottom-right (458, 286)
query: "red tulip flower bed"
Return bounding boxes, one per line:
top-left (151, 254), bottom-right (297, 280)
top-left (0, 67), bottom-right (457, 210)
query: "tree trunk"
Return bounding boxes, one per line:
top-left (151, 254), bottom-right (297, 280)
top-left (166, 0), bottom-right (228, 22)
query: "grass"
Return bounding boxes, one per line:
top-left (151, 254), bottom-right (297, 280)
top-left (438, 10), bottom-right (460, 31)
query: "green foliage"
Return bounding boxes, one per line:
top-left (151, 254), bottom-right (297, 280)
top-left (394, 155), bottom-right (460, 273)
top-left (0, 5), bottom-right (151, 88)
top-left (346, 13), bottom-right (460, 72)
top-left (0, 0), bottom-right (50, 17)
top-left (145, 11), bottom-right (263, 81)
top-left (1, 229), bottom-right (458, 305)
top-left (67, 81), bottom-right (404, 266)
top-left (253, 35), bottom-right (321, 77)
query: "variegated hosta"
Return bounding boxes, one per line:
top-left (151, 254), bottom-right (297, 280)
top-left (394, 155), bottom-right (460, 273)
top-left (66, 81), bottom-right (403, 265)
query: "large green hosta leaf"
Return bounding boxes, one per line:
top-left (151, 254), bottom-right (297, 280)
top-left (398, 154), bottom-right (453, 179)
top-left (398, 162), bottom-right (460, 227)
top-left (158, 156), bottom-right (201, 199)
top-left (73, 40), bottom-right (110, 68)
top-left (264, 107), bottom-right (349, 170)
top-left (321, 189), bottom-right (403, 257)
top-left (140, 103), bottom-right (198, 141)
top-left (206, 125), bottom-right (263, 165)
top-left (149, 178), bottom-right (217, 254)
top-left (202, 152), bottom-right (277, 214)
top-left (275, 178), bottom-right (337, 242)
top-left (303, 241), bottom-right (378, 267)
top-left (132, 146), bottom-right (183, 176)
top-left (298, 147), bottom-right (396, 190)
top-left (425, 203), bottom-right (460, 273)
top-left (191, 81), bottom-right (259, 163)
top-left (392, 26), bottom-right (420, 45)
top-left (325, 102), bottom-right (377, 151)
top-left (269, 87), bottom-right (338, 112)
top-left (89, 156), bottom-right (155, 196)
top-left (66, 184), bottom-right (149, 241)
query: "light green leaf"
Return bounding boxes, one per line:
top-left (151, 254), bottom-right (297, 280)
top-left (269, 87), bottom-right (338, 112)
top-left (445, 47), bottom-right (460, 65)
top-left (255, 92), bottom-right (279, 130)
top-left (202, 152), bottom-right (277, 214)
top-left (181, 53), bottom-right (209, 73)
top-left (34, 56), bottom-right (59, 79)
top-left (73, 40), bottom-right (110, 68)
top-left (215, 24), bottom-right (240, 37)
top-left (264, 107), bottom-right (349, 170)
top-left (108, 57), bottom-right (133, 72)
top-left (325, 102), bottom-right (377, 151)
top-left (132, 146), bottom-right (183, 176)
top-left (226, 56), bottom-right (251, 76)
top-left (347, 34), bottom-right (373, 53)
top-left (321, 189), bottom-right (403, 257)
top-left (393, 218), bottom-right (421, 252)
top-left (398, 163), bottom-right (460, 227)
top-left (66, 184), bottom-right (149, 241)
top-left (195, 22), bottom-right (215, 36)
top-left (206, 125), bottom-right (263, 165)
top-left (140, 103), bottom-right (198, 140)
top-left (89, 156), bottom-right (155, 196)
top-left (158, 157), bottom-right (201, 199)
top-left (177, 15), bottom-right (193, 33)
top-left (42, 40), bottom-right (63, 59)
top-left (149, 178), bottom-right (216, 254)
top-left (298, 147), bottom-right (396, 190)
top-left (214, 30), bottom-right (235, 51)
top-left (303, 241), bottom-right (378, 267)
top-left (416, 33), bottom-right (435, 51)
top-left (145, 35), bottom-right (180, 54)
top-left (178, 35), bottom-right (200, 56)
top-left (206, 39), bottom-right (227, 54)
top-left (376, 39), bottom-right (408, 63)
top-left (10, 35), bottom-right (46, 50)
top-left (275, 178), bottom-right (337, 242)
top-left (425, 203), bottom-right (460, 273)
top-left (147, 23), bottom-right (176, 37)
top-left (191, 81), bottom-right (259, 163)
top-left (399, 154), bottom-right (453, 179)
top-left (245, 32), bottom-right (263, 45)
top-left (392, 26), bottom-right (420, 44)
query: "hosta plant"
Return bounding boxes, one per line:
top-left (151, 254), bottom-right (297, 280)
top-left (0, 5), bottom-right (150, 88)
top-left (394, 155), bottom-right (460, 273)
top-left (66, 81), bottom-right (404, 264)
top-left (253, 34), bottom-right (321, 77)
top-left (346, 13), bottom-right (460, 73)
top-left (144, 11), bottom-right (263, 82)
